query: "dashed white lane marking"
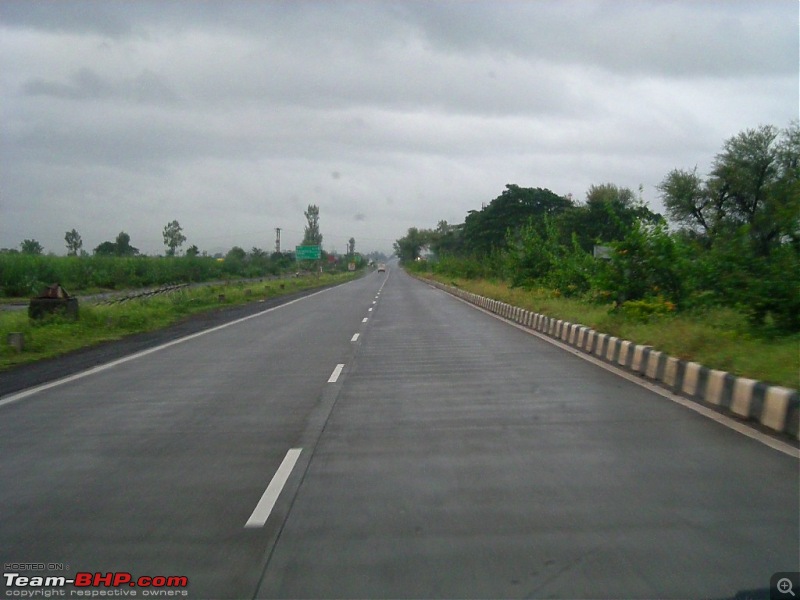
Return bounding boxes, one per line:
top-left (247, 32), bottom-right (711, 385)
top-left (245, 448), bottom-right (302, 528)
top-left (362, 318), bottom-right (368, 323)
top-left (368, 307), bottom-right (373, 312)
top-left (328, 363), bottom-right (345, 383)
top-left (351, 333), bottom-right (360, 342)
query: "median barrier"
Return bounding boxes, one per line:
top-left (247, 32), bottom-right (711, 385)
top-left (424, 278), bottom-right (799, 440)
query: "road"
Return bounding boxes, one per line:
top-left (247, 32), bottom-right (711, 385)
top-left (1, 265), bottom-right (797, 599)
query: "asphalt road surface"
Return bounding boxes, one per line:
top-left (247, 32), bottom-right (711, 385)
top-left (1, 265), bottom-right (797, 599)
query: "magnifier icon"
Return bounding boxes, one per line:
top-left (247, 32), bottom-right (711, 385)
top-left (778, 578), bottom-right (795, 597)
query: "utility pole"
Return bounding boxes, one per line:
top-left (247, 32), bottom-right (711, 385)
top-left (275, 228), bottom-right (281, 254)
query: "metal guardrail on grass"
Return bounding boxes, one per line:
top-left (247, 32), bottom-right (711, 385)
top-left (94, 284), bottom-right (190, 305)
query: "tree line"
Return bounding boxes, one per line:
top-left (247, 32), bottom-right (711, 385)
top-left (395, 123), bottom-right (799, 332)
top-left (9, 205), bottom-right (354, 260)
top-left (7, 220), bottom-right (189, 258)
top-left (1, 205), bottom-right (379, 297)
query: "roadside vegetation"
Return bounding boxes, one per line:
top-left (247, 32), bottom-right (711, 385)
top-left (0, 250), bottom-right (363, 299)
top-left (0, 272), bottom-right (358, 371)
top-left (1, 208), bottom-right (387, 300)
top-left (396, 123), bottom-right (799, 389)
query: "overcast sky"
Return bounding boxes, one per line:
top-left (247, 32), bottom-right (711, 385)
top-left (1, 1), bottom-right (797, 256)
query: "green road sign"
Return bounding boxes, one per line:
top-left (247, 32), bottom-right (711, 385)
top-left (295, 245), bottom-right (321, 260)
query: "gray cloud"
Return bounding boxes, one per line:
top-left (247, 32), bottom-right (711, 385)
top-left (1, 1), bottom-right (797, 255)
top-left (23, 68), bottom-right (178, 105)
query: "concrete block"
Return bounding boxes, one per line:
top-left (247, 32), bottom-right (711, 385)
top-left (605, 337), bottom-right (619, 362)
top-left (631, 345), bottom-right (649, 373)
top-left (731, 378), bottom-right (756, 418)
top-left (7, 332), bottom-right (24, 352)
top-left (594, 333), bottom-right (608, 356)
top-left (705, 370), bottom-right (728, 406)
top-left (682, 362), bottom-right (703, 397)
top-left (663, 357), bottom-right (681, 388)
top-left (645, 351), bottom-right (663, 380)
top-left (585, 330), bottom-right (596, 353)
top-left (617, 341), bottom-right (632, 368)
top-left (761, 387), bottom-right (795, 434)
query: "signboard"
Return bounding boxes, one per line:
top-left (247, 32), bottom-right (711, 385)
top-left (593, 245), bottom-right (612, 260)
top-left (295, 245), bottom-right (321, 260)
top-left (348, 262), bottom-right (356, 271)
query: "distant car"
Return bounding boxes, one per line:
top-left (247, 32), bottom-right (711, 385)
top-left (378, 263), bottom-right (386, 272)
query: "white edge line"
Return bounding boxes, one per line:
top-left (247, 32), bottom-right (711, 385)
top-left (0, 286), bottom-right (339, 409)
top-left (447, 292), bottom-right (800, 459)
top-left (328, 363), bottom-right (345, 383)
top-left (244, 448), bottom-right (302, 528)
top-left (351, 333), bottom-right (360, 342)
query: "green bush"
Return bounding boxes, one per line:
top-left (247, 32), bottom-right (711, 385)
top-left (616, 297), bottom-right (677, 323)
top-left (592, 221), bottom-right (688, 306)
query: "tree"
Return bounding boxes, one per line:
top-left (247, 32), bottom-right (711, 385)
top-left (557, 183), bottom-right (663, 252)
top-left (249, 247), bottom-right (269, 269)
top-left (348, 238), bottom-right (356, 255)
top-left (91, 233), bottom-right (138, 256)
top-left (657, 167), bottom-right (711, 235)
top-left (250, 247), bottom-right (267, 260)
top-left (461, 185), bottom-right (573, 255)
top-left (186, 244), bottom-right (200, 257)
top-left (163, 220), bottom-right (186, 256)
top-left (20, 239), bottom-right (44, 255)
top-left (393, 227), bottom-right (430, 262)
top-left (659, 123), bottom-right (799, 256)
top-left (226, 246), bottom-right (246, 261)
top-left (93, 241), bottom-right (117, 256)
top-left (65, 229), bottom-right (83, 256)
top-left (302, 205), bottom-right (323, 247)
top-left (115, 231), bottom-right (139, 256)
top-left (428, 220), bottom-right (464, 257)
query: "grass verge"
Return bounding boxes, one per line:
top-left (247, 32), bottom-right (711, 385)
top-left (0, 273), bottom-right (357, 372)
top-left (420, 273), bottom-right (799, 390)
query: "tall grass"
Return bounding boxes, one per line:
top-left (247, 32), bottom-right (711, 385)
top-left (0, 254), bottom-right (289, 297)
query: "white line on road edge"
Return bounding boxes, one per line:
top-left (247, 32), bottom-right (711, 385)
top-left (328, 363), bottom-right (345, 383)
top-left (245, 448), bottom-right (302, 528)
top-left (0, 286), bottom-right (340, 409)
top-left (362, 318), bottom-right (368, 323)
top-left (450, 293), bottom-right (799, 459)
top-left (351, 333), bottom-right (360, 342)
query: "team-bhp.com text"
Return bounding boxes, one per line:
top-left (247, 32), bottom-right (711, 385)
top-left (3, 572), bottom-right (188, 598)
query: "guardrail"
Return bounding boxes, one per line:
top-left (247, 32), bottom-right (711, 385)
top-left (95, 283), bottom-right (190, 305)
top-left (427, 279), bottom-right (799, 441)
